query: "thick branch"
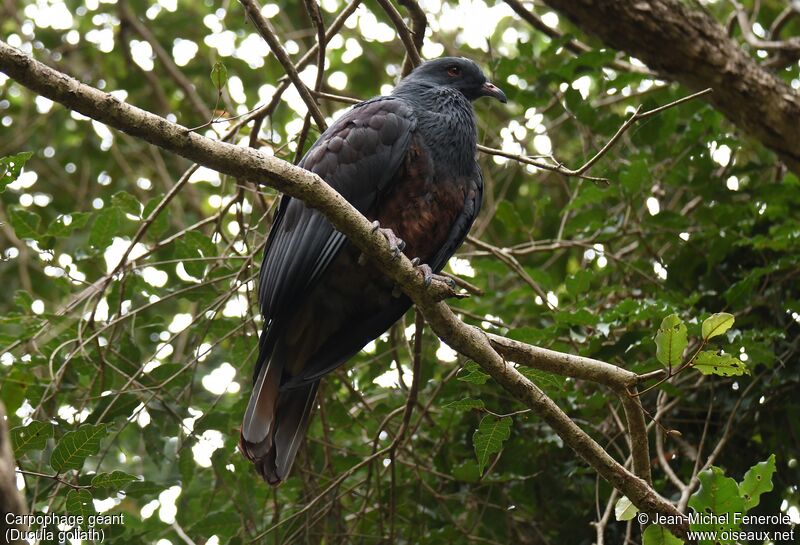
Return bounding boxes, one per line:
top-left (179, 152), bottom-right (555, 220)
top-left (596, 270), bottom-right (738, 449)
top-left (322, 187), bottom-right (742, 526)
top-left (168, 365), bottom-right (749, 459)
top-left (539, 0), bottom-right (800, 175)
top-left (0, 41), bottom-right (686, 537)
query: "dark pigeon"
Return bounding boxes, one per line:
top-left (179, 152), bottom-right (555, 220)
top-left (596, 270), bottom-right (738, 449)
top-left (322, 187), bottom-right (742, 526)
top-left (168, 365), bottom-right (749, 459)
top-left (240, 57), bottom-right (506, 484)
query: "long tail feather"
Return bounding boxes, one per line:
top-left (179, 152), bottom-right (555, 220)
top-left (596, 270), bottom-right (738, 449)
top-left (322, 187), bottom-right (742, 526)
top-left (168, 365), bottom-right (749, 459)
top-left (270, 381), bottom-right (319, 483)
top-left (240, 352), bottom-right (280, 461)
top-left (240, 328), bottom-right (320, 485)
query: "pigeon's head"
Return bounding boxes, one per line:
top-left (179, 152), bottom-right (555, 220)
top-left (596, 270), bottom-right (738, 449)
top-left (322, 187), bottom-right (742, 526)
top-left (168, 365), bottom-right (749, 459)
top-left (401, 57), bottom-right (507, 103)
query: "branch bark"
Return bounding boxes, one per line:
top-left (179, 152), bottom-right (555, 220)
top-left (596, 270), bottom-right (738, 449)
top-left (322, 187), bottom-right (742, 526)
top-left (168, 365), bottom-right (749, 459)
top-left (0, 40), bottom-right (687, 538)
top-left (537, 0), bottom-right (800, 175)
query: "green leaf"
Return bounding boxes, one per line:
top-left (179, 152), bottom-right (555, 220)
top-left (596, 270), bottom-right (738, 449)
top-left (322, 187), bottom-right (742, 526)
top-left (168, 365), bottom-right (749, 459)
top-left (211, 61), bottom-right (228, 91)
top-left (91, 470), bottom-right (138, 491)
top-left (655, 314), bottom-right (687, 368)
top-left (142, 195), bottom-right (169, 239)
top-left (457, 361), bottom-right (490, 385)
top-left (614, 496), bottom-right (638, 521)
top-left (89, 206), bottom-right (123, 248)
top-left (443, 398), bottom-right (485, 411)
top-left (0, 151), bottom-right (33, 192)
top-left (738, 454), bottom-right (775, 510)
top-left (65, 489), bottom-right (95, 522)
top-left (473, 415), bottom-right (511, 474)
top-left (191, 511), bottom-right (239, 538)
top-left (176, 231), bottom-right (216, 279)
top-left (701, 312), bottom-right (734, 341)
top-left (693, 351), bottom-right (749, 377)
top-left (688, 466), bottom-right (745, 536)
top-left (14, 289), bottom-right (34, 312)
top-left (642, 524), bottom-right (683, 545)
top-left (8, 207), bottom-right (41, 240)
top-left (620, 158), bottom-right (648, 192)
top-left (50, 424), bottom-right (107, 472)
top-left (45, 212), bottom-right (91, 238)
top-left (451, 460), bottom-right (480, 482)
top-left (179, 447), bottom-right (195, 487)
top-left (125, 479), bottom-right (164, 498)
top-left (111, 191), bottom-right (142, 217)
top-left (86, 393), bottom-right (140, 424)
top-left (517, 367), bottom-right (566, 396)
top-left (565, 270), bottom-right (591, 296)
top-left (11, 420), bottom-right (54, 456)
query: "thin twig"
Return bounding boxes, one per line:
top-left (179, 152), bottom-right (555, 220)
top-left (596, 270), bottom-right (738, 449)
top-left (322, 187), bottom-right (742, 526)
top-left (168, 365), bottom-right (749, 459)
top-left (374, 0), bottom-right (422, 72)
top-left (118, 0), bottom-right (213, 121)
top-left (240, 0), bottom-right (328, 130)
top-left (397, 0), bottom-right (427, 75)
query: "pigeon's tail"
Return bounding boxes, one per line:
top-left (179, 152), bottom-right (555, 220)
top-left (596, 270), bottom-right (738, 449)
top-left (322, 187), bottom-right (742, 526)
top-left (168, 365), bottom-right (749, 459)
top-left (240, 338), bottom-right (319, 485)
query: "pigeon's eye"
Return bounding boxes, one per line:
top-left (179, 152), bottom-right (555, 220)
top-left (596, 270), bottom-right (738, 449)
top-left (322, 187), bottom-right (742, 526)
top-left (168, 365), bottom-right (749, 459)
top-left (447, 66), bottom-right (461, 77)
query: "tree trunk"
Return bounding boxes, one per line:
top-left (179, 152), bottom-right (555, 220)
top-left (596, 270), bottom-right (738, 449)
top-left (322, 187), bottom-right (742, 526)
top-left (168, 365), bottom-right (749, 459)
top-left (541, 0), bottom-right (800, 174)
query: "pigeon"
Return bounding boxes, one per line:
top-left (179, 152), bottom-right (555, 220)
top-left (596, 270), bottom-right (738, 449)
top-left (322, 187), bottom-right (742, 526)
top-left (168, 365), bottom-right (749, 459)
top-left (240, 57), bottom-right (506, 484)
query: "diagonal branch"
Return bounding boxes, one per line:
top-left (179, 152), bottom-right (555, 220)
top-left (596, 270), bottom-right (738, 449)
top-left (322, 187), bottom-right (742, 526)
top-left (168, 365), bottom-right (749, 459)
top-left (396, 0), bottom-right (427, 76)
top-left (239, 0), bottom-right (328, 130)
top-left (0, 40), bottom-right (687, 538)
top-left (118, 0), bottom-right (213, 122)
top-left (375, 0), bottom-right (422, 74)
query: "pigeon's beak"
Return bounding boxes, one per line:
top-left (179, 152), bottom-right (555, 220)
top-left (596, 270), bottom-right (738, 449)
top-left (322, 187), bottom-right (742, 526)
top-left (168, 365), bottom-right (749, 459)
top-left (480, 81), bottom-right (507, 103)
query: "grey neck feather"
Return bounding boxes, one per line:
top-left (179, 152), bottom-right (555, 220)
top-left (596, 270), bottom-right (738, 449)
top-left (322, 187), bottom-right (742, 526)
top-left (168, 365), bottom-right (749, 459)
top-left (393, 82), bottom-right (477, 176)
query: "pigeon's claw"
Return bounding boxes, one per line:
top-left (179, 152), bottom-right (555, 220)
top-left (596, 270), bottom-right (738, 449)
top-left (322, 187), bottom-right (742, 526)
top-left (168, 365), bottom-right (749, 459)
top-left (415, 262), bottom-right (456, 288)
top-left (371, 221), bottom-right (405, 258)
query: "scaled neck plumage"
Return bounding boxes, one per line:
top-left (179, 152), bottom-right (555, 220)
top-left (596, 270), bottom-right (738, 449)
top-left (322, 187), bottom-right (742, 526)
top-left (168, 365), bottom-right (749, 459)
top-left (392, 82), bottom-right (478, 176)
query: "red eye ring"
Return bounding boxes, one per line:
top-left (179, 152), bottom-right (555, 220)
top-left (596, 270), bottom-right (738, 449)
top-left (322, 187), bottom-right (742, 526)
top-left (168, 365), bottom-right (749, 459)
top-left (447, 66), bottom-right (461, 77)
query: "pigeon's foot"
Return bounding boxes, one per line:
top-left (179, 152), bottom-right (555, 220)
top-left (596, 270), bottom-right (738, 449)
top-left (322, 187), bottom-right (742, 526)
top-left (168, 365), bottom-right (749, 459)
top-left (371, 221), bottom-right (405, 258)
top-left (413, 260), bottom-right (456, 289)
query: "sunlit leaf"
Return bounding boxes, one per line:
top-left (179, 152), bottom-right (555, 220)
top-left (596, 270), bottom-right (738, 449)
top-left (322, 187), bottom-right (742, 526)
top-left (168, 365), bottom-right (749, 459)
top-left (614, 496), bottom-right (638, 521)
top-left (0, 151), bottom-right (33, 192)
top-left (701, 312), bottom-right (734, 341)
top-left (655, 314), bottom-right (687, 368)
top-left (738, 454), bottom-right (776, 510)
top-left (642, 524), bottom-right (683, 545)
top-left (693, 351), bottom-right (749, 377)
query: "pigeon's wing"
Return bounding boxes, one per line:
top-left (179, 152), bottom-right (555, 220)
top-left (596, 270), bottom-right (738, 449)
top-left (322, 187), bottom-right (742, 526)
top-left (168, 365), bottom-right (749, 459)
top-left (428, 165), bottom-right (484, 273)
top-left (258, 97), bottom-right (417, 337)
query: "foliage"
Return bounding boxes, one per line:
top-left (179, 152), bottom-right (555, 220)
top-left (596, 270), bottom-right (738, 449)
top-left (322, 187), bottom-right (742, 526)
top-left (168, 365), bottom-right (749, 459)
top-left (1, 0), bottom-right (799, 544)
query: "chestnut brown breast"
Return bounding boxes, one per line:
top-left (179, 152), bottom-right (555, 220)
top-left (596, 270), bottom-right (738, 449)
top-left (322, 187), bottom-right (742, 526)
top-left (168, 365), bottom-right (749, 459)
top-left (372, 136), bottom-right (466, 263)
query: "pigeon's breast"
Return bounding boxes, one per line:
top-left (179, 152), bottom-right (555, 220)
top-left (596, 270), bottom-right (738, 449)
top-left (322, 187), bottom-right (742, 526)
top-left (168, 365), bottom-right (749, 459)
top-left (372, 134), bottom-right (469, 263)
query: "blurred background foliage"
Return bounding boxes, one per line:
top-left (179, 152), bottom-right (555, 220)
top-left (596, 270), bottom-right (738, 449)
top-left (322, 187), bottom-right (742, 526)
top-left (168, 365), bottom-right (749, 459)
top-left (0, 0), bottom-right (798, 543)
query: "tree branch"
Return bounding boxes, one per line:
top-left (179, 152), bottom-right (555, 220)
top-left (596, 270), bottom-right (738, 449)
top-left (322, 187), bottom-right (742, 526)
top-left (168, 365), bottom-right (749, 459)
top-left (0, 40), bottom-right (687, 537)
top-left (539, 0), bottom-right (800, 175)
top-left (239, 0), bottom-right (328, 130)
top-left (375, 0), bottom-right (422, 74)
top-left (118, 0), bottom-right (213, 122)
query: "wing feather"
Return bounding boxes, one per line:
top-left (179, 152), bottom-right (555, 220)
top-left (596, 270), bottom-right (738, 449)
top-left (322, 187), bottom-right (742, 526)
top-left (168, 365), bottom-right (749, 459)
top-left (256, 98), bottom-right (416, 371)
